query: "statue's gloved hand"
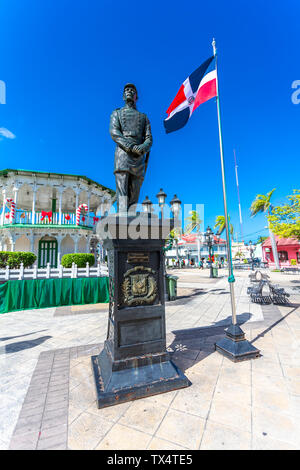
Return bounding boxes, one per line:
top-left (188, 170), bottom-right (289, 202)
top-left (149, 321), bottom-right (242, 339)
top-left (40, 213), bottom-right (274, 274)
top-left (132, 145), bottom-right (144, 156)
top-left (123, 142), bottom-right (134, 153)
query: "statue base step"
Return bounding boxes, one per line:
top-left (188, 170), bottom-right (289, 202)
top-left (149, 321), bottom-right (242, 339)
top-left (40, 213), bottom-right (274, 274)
top-left (91, 347), bottom-right (190, 409)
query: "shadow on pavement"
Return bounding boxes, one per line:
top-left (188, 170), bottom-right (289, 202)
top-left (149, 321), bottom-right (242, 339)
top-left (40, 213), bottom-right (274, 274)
top-left (251, 304), bottom-right (300, 344)
top-left (212, 311), bottom-right (252, 327)
top-left (168, 289), bottom-right (207, 305)
top-left (210, 291), bottom-right (228, 295)
top-left (168, 312), bottom-right (253, 375)
top-left (1, 336), bottom-right (52, 354)
top-left (0, 330), bottom-right (48, 342)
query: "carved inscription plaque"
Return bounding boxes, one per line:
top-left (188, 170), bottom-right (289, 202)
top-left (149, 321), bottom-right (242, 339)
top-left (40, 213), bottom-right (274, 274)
top-left (127, 252), bottom-right (149, 264)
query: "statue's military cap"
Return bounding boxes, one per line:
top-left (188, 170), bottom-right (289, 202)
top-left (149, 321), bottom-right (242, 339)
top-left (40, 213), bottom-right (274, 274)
top-left (123, 83), bottom-right (138, 99)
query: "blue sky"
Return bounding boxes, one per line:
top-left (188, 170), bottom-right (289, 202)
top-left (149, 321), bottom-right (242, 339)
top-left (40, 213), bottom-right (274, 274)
top-left (0, 0), bottom-right (299, 242)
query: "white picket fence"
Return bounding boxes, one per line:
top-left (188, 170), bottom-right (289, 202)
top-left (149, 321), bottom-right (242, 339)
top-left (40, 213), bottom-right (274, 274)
top-left (0, 262), bottom-right (108, 281)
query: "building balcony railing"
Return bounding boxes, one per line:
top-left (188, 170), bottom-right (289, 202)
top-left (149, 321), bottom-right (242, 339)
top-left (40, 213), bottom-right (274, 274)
top-left (1, 209), bottom-right (99, 228)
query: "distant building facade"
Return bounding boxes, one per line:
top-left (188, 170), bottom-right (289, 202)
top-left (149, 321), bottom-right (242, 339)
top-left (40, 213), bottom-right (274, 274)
top-left (165, 233), bottom-right (227, 266)
top-left (231, 241), bottom-right (262, 261)
top-left (231, 241), bottom-right (250, 259)
top-left (0, 169), bottom-right (114, 266)
top-left (262, 236), bottom-right (300, 267)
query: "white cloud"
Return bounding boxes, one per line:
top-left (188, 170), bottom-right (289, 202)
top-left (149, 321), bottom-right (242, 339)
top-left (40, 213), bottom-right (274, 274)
top-left (0, 128), bottom-right (16, 139)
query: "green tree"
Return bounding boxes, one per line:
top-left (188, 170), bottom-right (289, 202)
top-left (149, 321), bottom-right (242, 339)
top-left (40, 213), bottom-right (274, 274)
top-left (256, 236), bottom-right (268, 244)
top-left (213, 215), bottom-right (234, 236)
top-left (250, 188), bottom-right (279, 268)
top-left (268, 190), bottom-right (300, 240)
top-left (250, 188), bottom-right (276, 216)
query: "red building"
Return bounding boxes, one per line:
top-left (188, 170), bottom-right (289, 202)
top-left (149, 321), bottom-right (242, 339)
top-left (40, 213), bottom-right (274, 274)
top-left (262, 236), bottom-right (300, 267)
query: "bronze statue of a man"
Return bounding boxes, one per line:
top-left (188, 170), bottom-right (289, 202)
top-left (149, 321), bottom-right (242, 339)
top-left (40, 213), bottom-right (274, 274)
top-left (109, 83), bottom-right (153, 213)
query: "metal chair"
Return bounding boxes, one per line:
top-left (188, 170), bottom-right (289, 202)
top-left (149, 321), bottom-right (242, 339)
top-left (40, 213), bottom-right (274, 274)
top-left (268, 283), bottom-right (290, 305)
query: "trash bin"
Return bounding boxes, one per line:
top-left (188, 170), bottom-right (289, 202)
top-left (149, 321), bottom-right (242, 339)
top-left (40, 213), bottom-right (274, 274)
top-left (165, 274), bottom-right (178, 300)
top-left (212, 267), bottom-right (218, 278)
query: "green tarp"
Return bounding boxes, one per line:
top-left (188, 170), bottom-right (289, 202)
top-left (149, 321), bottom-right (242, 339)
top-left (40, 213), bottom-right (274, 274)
top-left (0, 277), bottom-right (109, 314)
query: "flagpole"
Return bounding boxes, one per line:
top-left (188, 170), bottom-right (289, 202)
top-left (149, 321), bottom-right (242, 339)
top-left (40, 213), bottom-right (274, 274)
top-left (212, 38), bottom-right (260, 361)
top-left (212, 38), bottom-right (237, 325)
top-left (234, 149), bottom-right (244, 243)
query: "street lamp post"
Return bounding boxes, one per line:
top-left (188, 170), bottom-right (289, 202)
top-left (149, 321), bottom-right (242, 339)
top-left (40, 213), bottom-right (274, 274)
top-left (142, 196), bottom-right (153, 214)
top-left (156, 188), bottom-right (167, 220)
top-left (215, 233), bottom-right (220, 267)
top-left (204, 226), bottom-right (214, 278)
top-left (155, 191), bottom-right (182, 269)
top-left (170, 194), bottom-right (181, 217)
top-left (249, 240), bottom-right (254, 270)
top-left (186, 248), bottom-right (189, 266)
top-left (170, 195), bottom-right (182, 267)
top-left (155, 190), bottom-right (182, 267)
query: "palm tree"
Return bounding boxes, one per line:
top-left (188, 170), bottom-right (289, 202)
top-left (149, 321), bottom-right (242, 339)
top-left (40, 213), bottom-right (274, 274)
top-left (257, 235), bottom-right (268, 245)
top-left (185, 210), bottom-right (202, 265)
top-left (250, 188), bottom-right (279, 269)
top-left (185, 210), bottom-right (202, 234)
top-left (214, 215), bottom-right (234, 236)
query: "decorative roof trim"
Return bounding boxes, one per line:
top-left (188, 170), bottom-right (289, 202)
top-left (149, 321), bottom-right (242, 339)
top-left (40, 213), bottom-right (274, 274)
top-left (0, 169), bottom-right (115, 196)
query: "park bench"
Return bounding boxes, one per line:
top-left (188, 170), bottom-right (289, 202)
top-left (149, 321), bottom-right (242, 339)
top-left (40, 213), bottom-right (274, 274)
top-left (247, 272), bottom-right (290, 305)
top-left (281, 267), bottom-right (299, 275)
top-left (247, 280), bottom-right (272, 304)
top-left (268, 283), bottom-right (290, 305)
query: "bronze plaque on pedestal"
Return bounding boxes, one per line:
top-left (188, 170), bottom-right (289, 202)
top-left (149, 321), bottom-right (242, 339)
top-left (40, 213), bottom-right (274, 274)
top-left (127, 252), bottom-right (149, 264)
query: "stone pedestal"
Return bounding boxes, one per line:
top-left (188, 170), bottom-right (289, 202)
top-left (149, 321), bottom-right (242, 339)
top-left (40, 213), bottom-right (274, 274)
top-left (91, 214), bottom-right (190, 409)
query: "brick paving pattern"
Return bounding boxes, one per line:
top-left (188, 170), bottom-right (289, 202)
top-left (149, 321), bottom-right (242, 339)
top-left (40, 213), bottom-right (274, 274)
top-left (1, 269), bottom-right (300, 450)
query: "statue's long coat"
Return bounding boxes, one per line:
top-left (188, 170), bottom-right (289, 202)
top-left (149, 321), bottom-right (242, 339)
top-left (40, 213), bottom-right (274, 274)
top-left (109, 105), bottom-right (152, 179)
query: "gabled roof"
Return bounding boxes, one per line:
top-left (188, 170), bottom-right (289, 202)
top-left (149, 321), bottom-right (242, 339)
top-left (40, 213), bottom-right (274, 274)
top-left (263, 236), bottom-right (300, 247)
top-left (0, 169), bottom-right (115, 196)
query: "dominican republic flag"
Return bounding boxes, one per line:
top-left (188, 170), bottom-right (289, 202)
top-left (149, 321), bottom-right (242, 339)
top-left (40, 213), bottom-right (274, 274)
top-left (164, 56), bottom-right (217, 134)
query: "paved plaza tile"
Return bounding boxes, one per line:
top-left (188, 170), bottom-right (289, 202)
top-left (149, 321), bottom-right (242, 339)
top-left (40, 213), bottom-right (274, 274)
top-left (1, 269), bottom-right (300, 450)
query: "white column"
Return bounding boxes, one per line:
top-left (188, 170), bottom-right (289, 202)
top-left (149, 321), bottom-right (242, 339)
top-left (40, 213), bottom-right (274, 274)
top-left (74, 235), bottom-right (79, 253)
top-left (57, 235), bottom-right (63, 265)
top-left (58, 187), bottom-right (63, 225)
top-left (75, 190), bottom-right (79, 210)
top-left (1, 189), bottom-right (6, 225)
top-left (75, 189), bottom-right (80, 224)
top-left (29, 233), bottom-right (35, 253)
top-left (10, 235), bottom-right (16, 252)
top-left (13, 186), bottom-right (19, 223)
top-left (87, 191), bottom-right (91, 226)
top-left (86, 236), bottom-right (90, 253)
top-left (32, 185), bottom-right (37, 224)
